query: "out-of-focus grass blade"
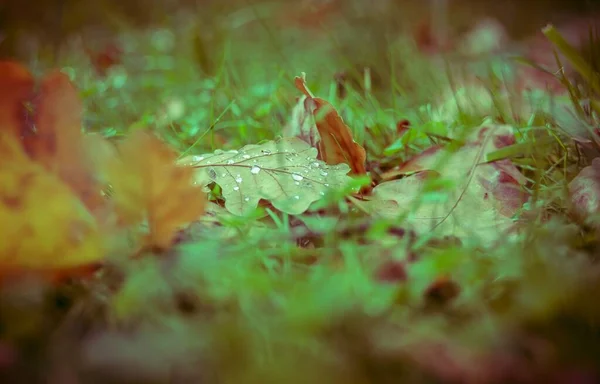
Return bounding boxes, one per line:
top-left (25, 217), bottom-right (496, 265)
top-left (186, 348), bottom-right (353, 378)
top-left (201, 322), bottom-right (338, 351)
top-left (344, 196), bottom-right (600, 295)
top-left (485, 135), bottom-right (556, 162)
top-left (542, 24), bottom-right (600, 94)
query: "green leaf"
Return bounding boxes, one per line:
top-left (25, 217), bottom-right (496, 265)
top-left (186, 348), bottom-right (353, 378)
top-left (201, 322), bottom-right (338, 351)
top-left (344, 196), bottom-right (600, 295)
top-left (181, 138), bottom-right (352, 216)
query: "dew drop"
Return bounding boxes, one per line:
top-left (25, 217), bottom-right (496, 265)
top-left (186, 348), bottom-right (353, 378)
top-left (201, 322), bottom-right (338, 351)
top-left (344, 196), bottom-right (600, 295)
top-left (221, 173), bottom-right (227, 177)
top-left (235, 175), bottom-right (243, 183)
top-left (295, 181), bottom-right (300, 186)
top-left (244, 197), bottom-right (250, 202)
top-left (214, 149), bottom-right (224, 155)
top-left (262, 149), bottom-right (272, 154)
top-left (294, 195), bottom-right (300, 200)
top-left (208, 168), bottom-right (217, 179)
top-left (313, 162), bottom-right (320, 167)
top-left (242, 154), bottom-right (251, 159)
top-left (250, 165), bottom-right (261, 174)
top-left (233, 186), bottom-right (240, 191)
top-left (324, 183), bottom-right (330, 187)
top-left (226, 159), bottom-right (235, 165)
top-left (320, 170), bottom-right (328, 176)
top-left (292, 173), bottom-right (304, 181)
top-left (319, 191), bottom-right (325, 196)
top-left (193, 155), bottom-right (205, 162)
top-left (227, 149), bottom-right (239, 154)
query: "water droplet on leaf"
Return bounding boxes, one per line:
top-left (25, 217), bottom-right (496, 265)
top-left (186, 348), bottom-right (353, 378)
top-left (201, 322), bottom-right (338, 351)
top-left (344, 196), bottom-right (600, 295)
top-left (233, 186), bottom-right (240, 191)
top-left (208, 168), bottom-right (217, 179)
top-left (235, 175), bottom-right (243, 183)
top-left (250, 165), bottom-right (261, 174)
top-left (292, 173), bottom-right (304, 181)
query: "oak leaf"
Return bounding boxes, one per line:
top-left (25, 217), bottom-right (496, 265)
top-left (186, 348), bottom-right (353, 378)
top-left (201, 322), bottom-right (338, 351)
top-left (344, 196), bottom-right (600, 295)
top-left (293, 74), bottom-right (367, 176)
top-left (180, 137), bottom-right (353, 216)
top-left (360, 124), bottom-right (528, 244)
top-left (0, 133), bottom-right (103, 270)
top-left (102, 130), bottom-right (206, 250)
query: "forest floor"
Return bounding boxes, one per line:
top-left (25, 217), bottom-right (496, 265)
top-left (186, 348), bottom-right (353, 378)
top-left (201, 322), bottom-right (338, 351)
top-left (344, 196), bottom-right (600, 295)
top-left (1, 3), bottom-right (600, 383)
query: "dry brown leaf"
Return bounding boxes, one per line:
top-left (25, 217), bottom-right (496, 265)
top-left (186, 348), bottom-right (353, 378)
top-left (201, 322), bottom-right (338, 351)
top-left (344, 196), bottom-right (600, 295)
top-left (293, 74), bottom-right (367, 176)
top-left (22, 70), bottom-right (107, 214)
top-left (0, 61), bottom-right (34, 138)
top-left (103, 130), bottom-right (206, 250)
top-left (0, 132), bottom-right (103, 270)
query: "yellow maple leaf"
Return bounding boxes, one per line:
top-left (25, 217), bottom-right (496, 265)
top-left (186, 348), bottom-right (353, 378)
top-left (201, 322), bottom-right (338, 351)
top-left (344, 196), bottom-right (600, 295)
top-left (0, 133), bottom-right (103, 270)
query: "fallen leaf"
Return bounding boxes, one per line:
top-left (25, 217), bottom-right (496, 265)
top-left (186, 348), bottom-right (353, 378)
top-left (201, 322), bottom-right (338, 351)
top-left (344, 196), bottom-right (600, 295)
top-left (283, 95), bottom-right (320, 148)
top-left (0, 132), bottom-right (103, 270)
top-left (569, 157), bottom-right (600, 223)
top-left (180, 137), bottom-right (352, 216)
top-left (0, 61), bottom-right (34, 138)
top-left (293, 74), bottom-right (367, 176)
top-left (23, 70), bottom-right (107, 213)
top-left (103, 130), bottom-right (206, 250)
top-left (364, 124), bottom-right (528, 243)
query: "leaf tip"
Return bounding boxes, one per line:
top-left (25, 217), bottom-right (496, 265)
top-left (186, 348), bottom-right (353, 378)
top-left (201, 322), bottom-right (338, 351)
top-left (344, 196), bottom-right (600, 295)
top-left (294, 73), bottom-right (314, 98)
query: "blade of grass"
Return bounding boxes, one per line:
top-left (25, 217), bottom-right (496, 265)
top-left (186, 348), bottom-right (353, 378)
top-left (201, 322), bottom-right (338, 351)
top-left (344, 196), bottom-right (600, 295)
top-left (542, 24), bottom-right (600, 94)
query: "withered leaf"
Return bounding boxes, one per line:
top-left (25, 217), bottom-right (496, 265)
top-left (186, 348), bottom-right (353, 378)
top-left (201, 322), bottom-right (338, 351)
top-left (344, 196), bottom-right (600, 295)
top-left (569, 157), bottom-right (600, 224)
top-left (293, 74), bottom-right (367, 176)
top-left (0, 61), bottom-right (34, 138)
top-left (359, 124), bottom-right (528, 244)
top-left (0, 132), bottom-right (103, 270)
top-left (23, 70), bottom-right (106, 213)
top-left (180, 137), bottom-right (352, 216)
top-left (103, 130), bottom-right (206, 250)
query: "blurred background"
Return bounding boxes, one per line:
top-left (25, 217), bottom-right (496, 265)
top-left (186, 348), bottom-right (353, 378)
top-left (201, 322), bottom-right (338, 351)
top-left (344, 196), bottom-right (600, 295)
top-left (2, 0), bottom-right (599, 62)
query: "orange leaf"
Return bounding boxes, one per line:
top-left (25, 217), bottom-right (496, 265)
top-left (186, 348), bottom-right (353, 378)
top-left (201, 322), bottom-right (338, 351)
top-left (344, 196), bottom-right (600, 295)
top-left (0, 132), bottom-right (103, 271)
top-left (103, 130), bottom-right (206, 250)
top-left (0, 61), bottom-right (34, 138)
top-left (24, 70), bottom-right (106, 214)
top-left (294, 74), bottom-right (367, 176)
